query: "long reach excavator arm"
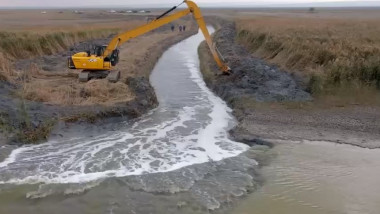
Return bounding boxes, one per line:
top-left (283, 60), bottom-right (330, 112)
top-left (68, 0), bottom-right (230, 82)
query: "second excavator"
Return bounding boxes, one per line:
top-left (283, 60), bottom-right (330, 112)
top-left (68, 0), bottom-right (230, 82)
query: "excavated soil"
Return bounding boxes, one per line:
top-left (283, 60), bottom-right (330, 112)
top-left (199, 20), bottom-right (380, 149)
top-left (200, 21), bottom-right (311, 103)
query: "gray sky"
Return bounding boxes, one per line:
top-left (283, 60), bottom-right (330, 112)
top-left (1, 0), bottom-right (380, 8)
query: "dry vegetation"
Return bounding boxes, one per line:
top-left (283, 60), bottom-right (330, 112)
top-left (235, 14), bottom-right (380, 105)
top-left (0, 11), bottom-right (147, 105)
top-left (0, 10), bottom-right (193, 107)
top-left (0, 27), bottom-right (137, 105)
top-left (0, 9), bottom-right (195, 107)
top-left (0, 29), bottom-right (118, 59)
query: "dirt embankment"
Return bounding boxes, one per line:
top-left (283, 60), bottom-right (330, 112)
top-left (201, 20), bottom-right (310, 102)
top-left (0, 21), bottom-right (198, 144)
top-left (199, 20), bottom-right (380, 149)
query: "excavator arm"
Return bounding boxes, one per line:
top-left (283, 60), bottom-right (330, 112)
top-left (69, 0), bottom-right (230, 82)
top-left (104, 0), bottom-right (230, 73)
top-left (103, 8), bottom-right (191, 57)
top-left (185, 0), bottom-right (231, 73)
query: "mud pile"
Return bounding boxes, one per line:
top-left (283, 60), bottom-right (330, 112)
top-left (201, 21), bottom-right (311, 103)
top-left (198, 20), bottom-right (312, 145)
top-left (199, 20), bottom-right (380, 148)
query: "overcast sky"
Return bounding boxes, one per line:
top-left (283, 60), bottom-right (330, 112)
top-left (1, 0), bottom-right (380, 8)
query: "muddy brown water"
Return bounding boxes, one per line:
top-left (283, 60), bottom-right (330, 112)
top-left (231, 140), bottom-right (380, 214)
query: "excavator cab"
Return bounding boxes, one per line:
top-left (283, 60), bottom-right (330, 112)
top-left (68, 44), bottom-right (120, 83)
top-left (94, 45), bottom-right (106, 57)
top-left (90, 45), bottom-right (119, 66)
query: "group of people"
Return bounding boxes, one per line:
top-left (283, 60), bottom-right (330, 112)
top-left (170, 25), bottom-right (186, 32)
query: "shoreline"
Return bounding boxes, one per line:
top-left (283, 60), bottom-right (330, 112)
top-left (198, 20), bottom-right (380, 150)
top-left (0, 22), bottom-right (198, 145)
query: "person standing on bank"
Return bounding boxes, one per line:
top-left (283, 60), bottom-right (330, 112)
top-left (179, 25), bottom-right (183, 32)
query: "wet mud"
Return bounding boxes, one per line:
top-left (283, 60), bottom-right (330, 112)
top-left (200, 20), bottom-right (311, 103)
top-left (199, 19), bottom-right (380, 149)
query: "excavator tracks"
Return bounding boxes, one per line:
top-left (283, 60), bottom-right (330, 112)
top-left (107, 70), bottom-right (121, 83)
top-left (79, 70), bottom-right (120, 83)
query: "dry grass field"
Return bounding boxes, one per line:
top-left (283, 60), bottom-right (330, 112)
top-left (234, 9), bottom-right (380, 105)
top-left (0, 10), bottom-right (193, 106)
top-left (0, 10), bottom-right (145, 58)
top-left (2, 8), bottom-right (379, 107)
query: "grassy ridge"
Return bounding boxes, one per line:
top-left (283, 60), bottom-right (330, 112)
top-left (0, 29), bottom-right (119, 59)
top-left (236, 17), bottom-right (380, 96)
top-left (0, 28), bottom-right (122, 82)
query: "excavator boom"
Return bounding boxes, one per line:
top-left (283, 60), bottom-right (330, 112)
top-left (69, 0), bottom-right (230, 82)
top-left (103, 8), bottom-right (192, 57)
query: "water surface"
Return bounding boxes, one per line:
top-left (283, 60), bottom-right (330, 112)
top-left (232, 140), bottom-right (380, 214)
top-left (0, 27), bottom-right (251, 213)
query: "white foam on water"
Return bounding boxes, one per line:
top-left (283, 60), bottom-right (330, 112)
top-left (0, 146), bottom-right (30, 168)
top-left (183, 54), bottom-right (248, 160)
top-left (0, 27), bottom-right (249, 185)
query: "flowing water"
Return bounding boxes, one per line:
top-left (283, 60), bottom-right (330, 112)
top-left (231, 140), bottom-right (380, 214)
top-left (0, 27), bottom-right (247, 185)
top-left (0, 27), bottom-right (255, 213)
top-left (1, 27), bottom-right (379, 214)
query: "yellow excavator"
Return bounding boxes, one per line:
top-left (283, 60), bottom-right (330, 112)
top-left (68, 0), bottom-right (230, 82)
